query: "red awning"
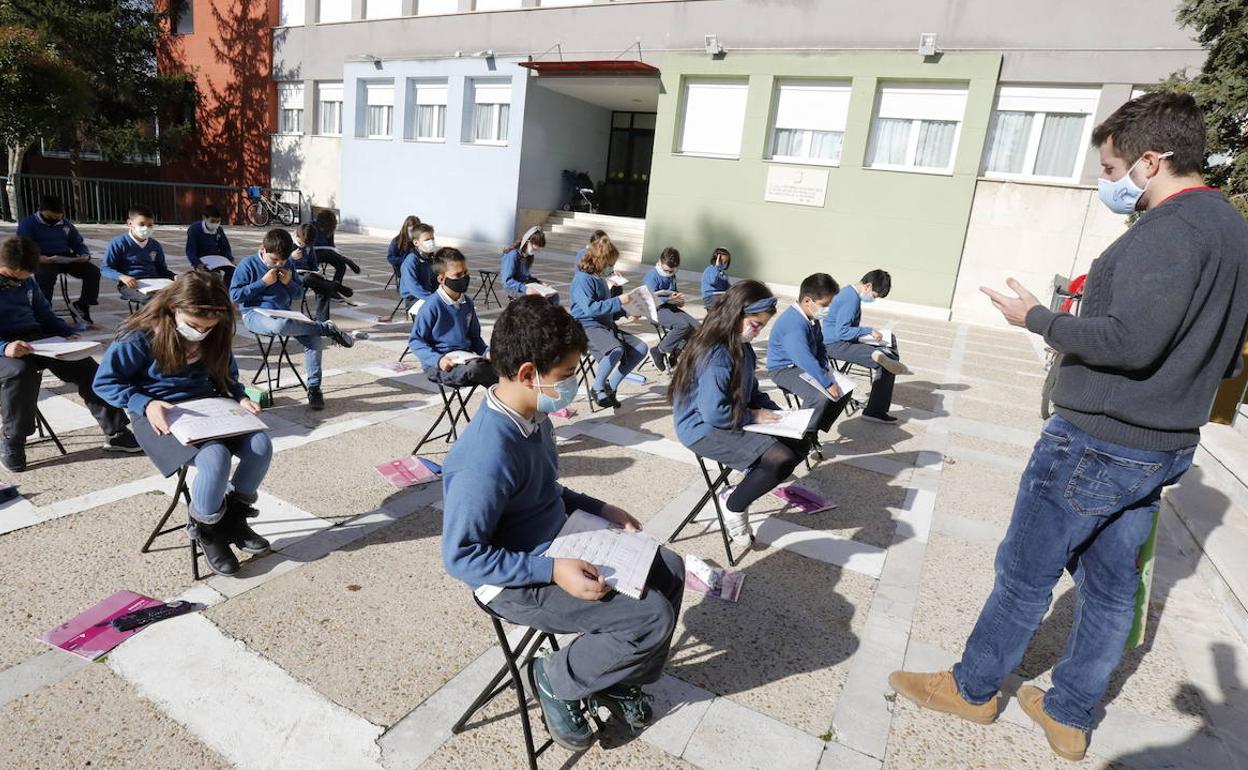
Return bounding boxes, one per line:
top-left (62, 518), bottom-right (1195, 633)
top-left (518, 60), bottom-right (659, 77)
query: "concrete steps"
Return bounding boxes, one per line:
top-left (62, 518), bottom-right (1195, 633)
top-left (542, 211), bottom-right (646, 261)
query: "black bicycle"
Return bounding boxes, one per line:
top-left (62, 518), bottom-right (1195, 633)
top-left (244, 185), bottom-right (298, 227)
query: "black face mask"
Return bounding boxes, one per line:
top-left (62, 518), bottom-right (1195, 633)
top-left (444, 275), bottom-right (471, 294)
top-left (0, 276), bottom-right (25, 290)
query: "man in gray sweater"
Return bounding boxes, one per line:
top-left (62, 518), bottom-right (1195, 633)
top-left (889, 92), bottom-right (1248, 761)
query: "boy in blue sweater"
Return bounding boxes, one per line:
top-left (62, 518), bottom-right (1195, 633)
top-left (700, 246), bottom-right (731, 308)
top-left (767, 273), bottom-right (852, 434)
top-left (185, 204), bottom-right (235, 282)
top-left (0, 237), bottom-right (138, 471)
top-left (823, 269), bottom-right (910, 424)
top-left (643, 246), bottom-right (699, 371)
top-left (229, 229), bottom-right (356, 411)
top-left (408, 247), bottom-right (497, 388)
top-left (102, 205), bottom-right (176, 308)
top-left (16, 194), bottom-right (101, 324)
top-left (441, 296), bottom-right (684, 751)
top-left (399, 223), bottom-right (438, 308)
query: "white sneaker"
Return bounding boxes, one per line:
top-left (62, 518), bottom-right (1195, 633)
top-left (872, 349), bottom-right (911, 376)
top-left (716, 484), bottom-right (753, 545)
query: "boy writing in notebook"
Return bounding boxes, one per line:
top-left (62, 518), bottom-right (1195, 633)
top-left (766, 272), bottom-right (852, 435)
top-left (441, 296), bottom-right (685, 750)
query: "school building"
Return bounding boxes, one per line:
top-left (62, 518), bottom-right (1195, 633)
top-left (155, 0), bottom-right (1205, 324)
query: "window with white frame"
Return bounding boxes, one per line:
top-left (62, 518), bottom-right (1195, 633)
top-left (365, 82), bottom-right (395, 138)
top-left (280, 0), bottom-right (305, 25)
top-left (365, 0), bottom-right (402, 18)
top-left (539, 0), bottom-right (592, 6)
top-left (318, 0), bottom-right (352, 23)
top-left (417, 0), bottom-right (458, 14)
top-left (278, 82), bottom-right (304, 135)
top-left (409, 81), bottom-right (448, 141)
top-left (474, 0), bottom-right (523, 9)
top-left (770, 81), bottom-right (851, 165)
top-left (678, 80), bottom-right (749, 158)
top-left (981, 86), bottom-right (1098, 181)
top-left (316, 82), bottom-right (343, 136)
top-left (472, 82), bottom-right (511, 144)
top-left (867, 83), bottom-right (968, 174)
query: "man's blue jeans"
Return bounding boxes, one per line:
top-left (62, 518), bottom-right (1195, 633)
top-left (243, 310), bottom-right (328, 388)
top-left (952, 414), bottom-right (1195, 730)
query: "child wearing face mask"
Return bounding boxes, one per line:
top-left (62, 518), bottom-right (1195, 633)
top-left (93, 271), bottom-right (272, 577)
top-left (229, 229), bottom-right (356, 411)
top-left (291, 224), bottom-right (354, 322)
top-left (102, 205), bottom-right (176, 308)
top-left (399, 223), bottom-right (439, 312)
top-left (441, 295), bottom-right (684, 752)
top-left (569, 236), bottom-right (648, 409)
top-left (185, 204), bottom-right (235, 283)
top-left (823, 268), bottom-right (911, 424)
top-left (501, 226), bottom-right (560, 305)
top-left (309, 209), bottom-right (361, 285)
top-left (386, 214), bottom-right (422, 277)
top-left (407, 247), bottom-right (498, 389)
top-left (669, 281), bottom-right (808, 546)
top-left (766, 273), bottom-right (852, 435)
top-left (700, 247), bottom-right (732, 309)
top-left (642, 246), bottom-right (700, 371)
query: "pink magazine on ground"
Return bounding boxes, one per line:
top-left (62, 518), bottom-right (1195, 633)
top-left (375, 456), bottom-right (440, 489)
top-left (771, 484), bottom-right (837, 514)
top-left (685, 567), bottom-right (745, 602)
top-left (40, 591), bottom-right (164, 660)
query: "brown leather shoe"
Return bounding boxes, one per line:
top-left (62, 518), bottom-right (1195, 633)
top-left (888, 670), bottom-right (999, 725)
top-left (1018, 685), bottom-right (1088, 761)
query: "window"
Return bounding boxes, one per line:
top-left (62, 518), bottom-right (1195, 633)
top-left (365, 0), bottom-right (402, 18)
top-left (417, 0), bottom-right (458, 14)
top-left (408, 81), bottom-right (448, 141)
top-left (318, 0), bottom-right (352, 23)
top-left (866, 83), bottom-right (967, 174)
top-left (769, 81), bottom-right (851, 166)
top-left (316, 82), bottom-right (343, 136)
top-left (365, 82), bottom-right (394, 138)
top-left (472, 81), bottom-right (511, 144)
top-left (539, 0), bottom-right (593, 5)
top-left (474, 0), bottom-right (523, 9)
top-left (173, 0), bottom-right (194, 34)
top-left (981, 86), bottom-right (1098, 181)
top-left (280, 0), bottom-right (305, 25)
top-left (278, 82), bottom-right (304, 135)
top-left (678, 80), bottom-right (748, 158)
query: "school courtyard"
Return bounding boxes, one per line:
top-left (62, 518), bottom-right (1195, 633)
top-left (0, 224), bottom-right (1245, 770)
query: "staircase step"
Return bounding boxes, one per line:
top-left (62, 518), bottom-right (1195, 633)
top-left (542, 210), bottom-right (648, 259)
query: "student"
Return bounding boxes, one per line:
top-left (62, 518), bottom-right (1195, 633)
top-left (0, 237), bottom-right (138, 471)
top-left (407, 247), bottom-right (498, 389)
top-left (441, 296), bottom-right (684, 751)
top-left (700, 247), bottom-right (731, 308)
top-left (766, 273), bottom-right (851, 435)
top-left (292, 224), bottom-right (354, 322)
top-left (575, 230), bottom-right (607, 262)
top-left (101, 205), bottom-right (176, 308)
top-left (386, 214), bottom-right (422, 275)
top-left (501, 226), bottom-right (560, 305)
top-left (643, 246), bottom-right (700, 371)
top-left (570, 236), bottom-right (647, 409)
top-left (184, 204), bottom-right (234, 282)
top-left (399, 223), bottom-right (438, 308)
top-left (311, 209), bottom-right (361, 284)
top-left (16, 194), bottom-right (101, 324)
top-left (229, 229), bottom-right (356, 411)
top-left (823, 269), bottom-right (911, 424)
top-left (670, 280), bottom-right (807, 545)
top-left (93, 271), bottom-right (273, 577)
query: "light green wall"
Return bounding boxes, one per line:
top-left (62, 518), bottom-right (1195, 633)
top-left (643, 52), bottom-right (1003, 309)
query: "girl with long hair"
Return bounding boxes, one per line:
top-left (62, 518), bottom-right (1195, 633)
top-left (309, 209), bottom-right (361, 283)
top-left (387, 214), bottom-right (422, 274)
top-left (569, 236), bottom-right (647, 409)
top-left (501, 225), bottom-right (559, 304)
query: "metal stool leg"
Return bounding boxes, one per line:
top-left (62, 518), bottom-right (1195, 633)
top-left (577, 354), bottom-right (600, 413)
top-left (33, 407), bottom-right (67, 456)
top-left (140, 467), bottom-right (203, 580)
top-left (59, 273), bottom-right (78, 324)
top-left (666, 455), bottom-right (746, 566)
top-left (412, 382), bottom-right (477, 456)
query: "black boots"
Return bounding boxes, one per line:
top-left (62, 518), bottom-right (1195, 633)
top-left (1, 437), bottom-right (26, 473)
top-left (188, 493), bottom-right (270, 576)
top-left (224, 492), bottom-right (271, 554)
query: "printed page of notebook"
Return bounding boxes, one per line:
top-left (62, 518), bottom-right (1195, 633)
top-left (742, 408), bottom-right (815, 439)
top-left (199, 255), bottom-right (233, 270)
top-left (543, 510), bottom-right (659, 599)
top-left (27, 337), bottom-right (101, 360)
top-left (251, 308), bottom-right (314, 323)
top-left (445, 351), bottom-right (483, 365)
top-left (167, 397), bottom-right (268, 446)
top-left (622, 285), bottom-right (660, 323)
top-left (859, 329), bottom-right (894, 347)
top-left (136, 278), bottom-right (174, 294)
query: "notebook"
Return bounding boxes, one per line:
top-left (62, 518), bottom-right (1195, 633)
top-left (375, 456), bottom-right (440, 489)
top-left (607, 274), bottom-right (629, 288)
top-left (542, 510), bottom-right (659, 600)
top-left (445, 351), bottom-right (483, 365)
top-left (136, 278), bottom-right (174, 295)
top-left (621, 284), bottom-right (660, 324)
top-left (165, 397), bottom-right (270, 446)
top-left (859, 328), bottom-right (895, 347)
top-left (799, 371), bottom-right (856, 399)
top-left (531, 283), bottom-right (558, 298)
top-left (27, 337), bottom-right (100, 361)
top-left (40, 590), bottom-right (164, 660)
top-left (250, 308), bottom-right (314, 323)
top-left (742, 408), bottom-right (815, 439)
top-left (199, 255), bottom-right (233, 270)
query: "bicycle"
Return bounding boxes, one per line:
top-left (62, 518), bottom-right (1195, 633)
top-left (244, 185), bottom-right (298, 227)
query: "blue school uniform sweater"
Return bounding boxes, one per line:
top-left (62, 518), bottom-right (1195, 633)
top-left (0, 277), bottom-right (75, 354)
top-left (290, 245), bottom-right (318, 272)
top-left (823, 284), bottom-right (872, 342)
top-left (184, 221), bottom-right (233, 268)
top-left (673, 343), bottom-right (780, 446)
top-left (15, 214), bottom-right (90, 258)
top-left (500, 248), bottom-right (536, 295)
top-left (101, 234), bottom-right (174, 281)
top-left (767, 305), bottom-right (832, 388)
top-left (399, 251), bottom-right (437, 301)
top-left (93, 331), bottom-right (247, 415)
top-left (441, 394), bottom-right (607, 590)
top-left (229, 252), bottom-right (304, 311)
top-left (644, 267), bottom-right (682, 309)
top-left (386, 238), bottom-right (410, 269)
top-left (701, 265), bottom-right (729, 304)
top-left (314, 231), bottom-right (336, 249)
top-left (569, 268), bottom-right (623, 330)
top-left (407, 289), bottom-right (488, 370)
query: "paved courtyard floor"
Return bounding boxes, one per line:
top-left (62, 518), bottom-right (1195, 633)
top-left (0, 223), bottom-right (1245, 770)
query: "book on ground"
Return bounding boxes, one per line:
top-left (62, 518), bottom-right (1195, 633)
top-left (250, 307), bottom-right (314, 324)
top-left (136, 278), bottom-right (174, 295)
top-left (543, 510), bottom-right (659, 600)
top-left (40, 590), bottom-right (164, 660)
top-left (199, 255), bottom-right (233, 271)
top-left (685, 555), bottom-right (743, 602)
top-left (621, 284), bottom-right (660, 324)
top-left (28, 336), bottom-right (100, 361)
top-left (375, 455), bottom-right (440, 489)
top-left (772, 484), bottom-right (837, 514)
top-left (743, 408), bottom-right (815, 439)
top-left (859, 328), bottom-right (895, 347)
top-left (166, 397), bottom-right (269, 446)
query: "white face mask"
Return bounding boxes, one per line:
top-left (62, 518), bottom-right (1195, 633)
top-left (741, 319), bottom-right (765, 342)
top-left (176, 321), bottom-right (210, 342)
top-left (809, 301), bottom-right (831, 321)
top-left (132, 224), bottom-right (151, 241)
top-left (657, 265), bottom-right (675, 277)
top-left (418, 239), bottom-right (437, 255)
top-left (203, 221), bottom-right (220, 234)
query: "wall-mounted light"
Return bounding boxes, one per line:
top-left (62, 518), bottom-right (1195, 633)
top-left (918, 33), bottom-right (940, 57)
top-left (474, 49), bottom-right (495, 59)
top-left (356, 53), bottom-right (384, 70)
top-left (704, 34), bottom-right (724, 57)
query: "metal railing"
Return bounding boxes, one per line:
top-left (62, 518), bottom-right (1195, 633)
top-left (0, 174), bottom-right (304, 225)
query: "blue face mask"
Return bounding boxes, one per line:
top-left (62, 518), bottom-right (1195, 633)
top-left (1098, 151), bottom-right (1173, 215)
top-left (535, 372), bottom-right (579, 414)
top-left (859, 289), bottom-right (876, 304)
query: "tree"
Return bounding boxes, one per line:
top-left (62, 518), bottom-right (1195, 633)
top-left (1162, 0), bottom-right (1248, 215)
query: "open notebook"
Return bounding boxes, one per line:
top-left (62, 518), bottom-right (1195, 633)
top-left (166, 397), bottom-right (269, 446)
top-left (543, 510), bottom-right (660, 600)
top-left (250, 308), bottom-right (314, 323)
top-left (743, 408), bottom-right (815, 439)
top-left (136, 278), bottom-right (174, 295)
top-left (859, 328), bottom-right (895, 347)
top-left (621, 284), bottom-right (660, 324)
top-left (28, 337), bottom-right (100, 361)
top-left (199, 255), bottom-right (233, 271)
